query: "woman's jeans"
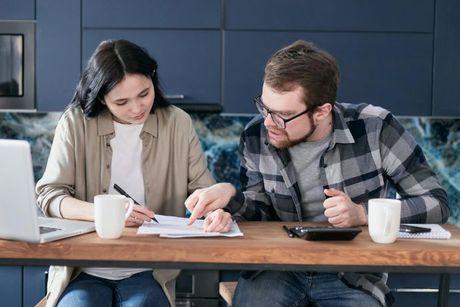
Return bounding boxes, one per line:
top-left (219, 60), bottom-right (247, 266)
top-left (233, 271), bottom-right (382, 307)
top-left (57, 271), bottom-right (169, 307)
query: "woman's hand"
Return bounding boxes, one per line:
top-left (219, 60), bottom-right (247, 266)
top-left (203, 209), bottom-right (233, 233)
top-left (185, 183), bottom-right (236, 225)
top-left (125, 204), bottom-right (155, 227)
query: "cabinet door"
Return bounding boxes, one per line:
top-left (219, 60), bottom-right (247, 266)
top-left (224, 31), bottom-right (433, 115)
top-left (0, 0), bottom-right (35, 19)
top-left (83, 30), bottom-right (221, 106)
top-left (83, 0), bottom-right (220, 29)
top-left (36, 0), bottom-right (81, 111)
top-left (388, 273), bottom-right (460, 307)
top-left (0, 266), bottom-right (21, 307)
top-left (23, 266), bottom-right (48, 307)
top-left (225, 0), bottom-right (433, 32)
top-left (432, 0), bottom-right (460, 116)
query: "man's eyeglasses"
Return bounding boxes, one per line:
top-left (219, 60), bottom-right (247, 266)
top-left (254, 95), bottom-right (311, 129)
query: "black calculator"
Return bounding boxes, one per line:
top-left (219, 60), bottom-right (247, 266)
top-left (288, 226), bottom-right (362, 241)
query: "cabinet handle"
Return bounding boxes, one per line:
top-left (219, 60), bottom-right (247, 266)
top-left (165, 94), bottom-right (185, 100)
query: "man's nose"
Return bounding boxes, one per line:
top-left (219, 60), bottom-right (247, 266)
top-left (264, 113), bottom-right (275, 128)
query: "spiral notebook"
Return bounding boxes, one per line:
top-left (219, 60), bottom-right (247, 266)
top-left (398, 224), bottom-right (451, 240)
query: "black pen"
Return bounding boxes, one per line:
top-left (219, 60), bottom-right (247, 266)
top-left (113, 184), bottom-right (159, 223)
top-left (282, 225), bottom-right (294, 238)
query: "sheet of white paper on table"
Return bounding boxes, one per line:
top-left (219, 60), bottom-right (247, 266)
top-left (137, 214), bottom-right (243, 238)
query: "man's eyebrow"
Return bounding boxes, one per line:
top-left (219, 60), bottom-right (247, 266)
top-left (261, 100), bottom-right (294, 115)
top-left (265, 105), bottom-right (297, 115)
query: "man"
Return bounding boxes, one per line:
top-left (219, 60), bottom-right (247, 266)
top-left (186, 40), bottom-right (450, 306)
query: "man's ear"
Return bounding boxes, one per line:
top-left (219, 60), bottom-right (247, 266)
top-left (314, 103), bottom-right (332, 121)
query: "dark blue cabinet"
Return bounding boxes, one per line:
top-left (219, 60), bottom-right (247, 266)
top-left (0, 266), bottom-right (47, 307)
top-left (36, 0), bottom-right (81, 111)
top-left (0, 266), bottom-right (22, 307)
top-left (0, 0), bottom-right (35, 20)
top-left (83, 0), bottom-right (221, 29)
top-left (15, 0), bottom-right (460, 114)
top-left (432, 0), bottom-right (460, 116)
top-left (23, 266), bottom-right (47, 307)
top-left (224, 31), bottom-right (433, 115)
top-left (389, 273), bottom-right (460, 307)
top-left (83, 29), bottom-right (221, 106)
top-left (225, 0), bottom-right (434, 32)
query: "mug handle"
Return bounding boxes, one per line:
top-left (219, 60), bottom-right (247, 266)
top-left (124, 198), bottom-right (134, 221)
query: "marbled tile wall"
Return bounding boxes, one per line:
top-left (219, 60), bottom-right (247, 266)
top-left (1, 112), bottom-right (458, 226)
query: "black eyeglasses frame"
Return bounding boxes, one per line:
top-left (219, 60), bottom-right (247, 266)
top-left (254, 95), bottom-right (312, 129)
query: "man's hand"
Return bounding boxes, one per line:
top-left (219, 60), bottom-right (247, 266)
top-left (203, 209), bottom-right (233, 232)
top-left (125, 204), bottom-right (155, 227)
top-left (185, 183), bottom-right (236, 225)
top-left (323, 188), bottom-right (367, 228)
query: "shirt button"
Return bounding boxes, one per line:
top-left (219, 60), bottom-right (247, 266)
top-left (102, 189), bottom-right (107, 193)
top-left (106, 164), bottom-right (110, 169)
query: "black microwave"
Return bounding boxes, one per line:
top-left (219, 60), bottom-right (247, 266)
top-left (0, 20), bottom-right (35, 110)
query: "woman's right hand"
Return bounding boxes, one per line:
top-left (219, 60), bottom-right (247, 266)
top-left (203, 209), bottom-right (233, 233)
top-left (125, 204), bottom-right (155, 227)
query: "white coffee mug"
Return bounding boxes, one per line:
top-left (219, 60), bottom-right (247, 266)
top-left (368, 198), bottom-right (401, 244)
top-left (94, 194), bottom-right (134, 239)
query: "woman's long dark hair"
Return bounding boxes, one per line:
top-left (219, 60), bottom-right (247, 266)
top-left (70, 39), bottom-right (170, 117)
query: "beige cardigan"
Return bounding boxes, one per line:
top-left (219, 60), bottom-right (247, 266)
top-left (36, 105), bottom-right (215, 307)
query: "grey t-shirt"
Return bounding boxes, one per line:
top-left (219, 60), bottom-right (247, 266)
top-left (288, 134), bottom-right (331, 221)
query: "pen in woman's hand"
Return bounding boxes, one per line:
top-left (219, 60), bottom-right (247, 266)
top-left (113, 184), bottom-right (159, 223)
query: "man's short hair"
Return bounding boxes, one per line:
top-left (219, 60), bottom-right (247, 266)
top-left (264, 40), bottom-right (340, 110)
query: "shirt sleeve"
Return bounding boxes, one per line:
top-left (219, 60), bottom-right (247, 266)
top-left (225, 128), bottom-right (278, 221)
top-left (379, 113), bottom-right (450, 223)
top-left (35, 114), bottom-right (77, 217)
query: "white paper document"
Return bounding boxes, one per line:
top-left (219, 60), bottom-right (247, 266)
top-left (137, 214), bottom-right (243, 238)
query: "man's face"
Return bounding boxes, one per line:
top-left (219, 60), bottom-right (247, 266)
top-left (260, 83), bottom-right (317, 149)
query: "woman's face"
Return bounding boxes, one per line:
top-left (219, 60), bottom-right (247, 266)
top-left (103, 73), bottom-right (155, 124)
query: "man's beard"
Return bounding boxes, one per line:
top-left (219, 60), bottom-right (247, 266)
top-left (267, 122), bottom-right (318, 149)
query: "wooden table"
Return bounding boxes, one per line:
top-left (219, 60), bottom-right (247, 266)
top-left (1, 222), bottom-right (459, 306)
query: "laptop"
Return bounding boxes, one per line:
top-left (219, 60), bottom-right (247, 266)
top-left (0, 139), bottom-right (95, 243)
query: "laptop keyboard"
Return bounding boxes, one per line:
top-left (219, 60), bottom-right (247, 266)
top-left (39, 226), bottom-right (61, 234)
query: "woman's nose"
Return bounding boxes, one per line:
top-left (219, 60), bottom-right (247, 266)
top-left (131, 101), bottom-right (142, 113)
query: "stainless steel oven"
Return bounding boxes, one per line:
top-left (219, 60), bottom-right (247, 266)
top-left (0, 20), bottom-right (35, 110)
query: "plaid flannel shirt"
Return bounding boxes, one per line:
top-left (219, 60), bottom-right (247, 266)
top-left (226, 102), bottom-right (449, 306)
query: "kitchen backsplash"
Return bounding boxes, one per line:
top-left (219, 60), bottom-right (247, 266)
top-left (1, 111), bottom-right (458, 226)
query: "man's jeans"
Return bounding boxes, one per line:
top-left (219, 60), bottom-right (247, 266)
top-left (57, 271), bottom-right (170, 307)
top-left (233, 271), bottom-right (382, 307)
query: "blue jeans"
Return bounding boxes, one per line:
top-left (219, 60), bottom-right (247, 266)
top-left (233, 271), bottom-right (382, 307)
top-left (57, 271), bottom-right (170, 307)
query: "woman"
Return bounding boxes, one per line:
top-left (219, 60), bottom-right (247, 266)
top-left (36, 39), bottom-right (233, 307)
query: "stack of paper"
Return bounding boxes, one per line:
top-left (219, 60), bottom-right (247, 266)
top-left (398, 224), bottom-right (451, 240)
top-left (137, 214), bottom-right (243, 238)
